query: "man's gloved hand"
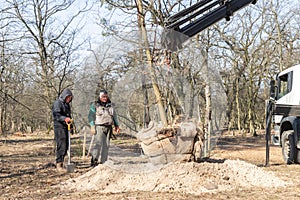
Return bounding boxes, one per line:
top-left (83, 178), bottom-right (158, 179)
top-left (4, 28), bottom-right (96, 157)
top-left (65, 117), bottom-right (71, 123)
top-left (114, 126), bottom-right (120, 134)
top-left (90, 125), bottom-right (96, 135)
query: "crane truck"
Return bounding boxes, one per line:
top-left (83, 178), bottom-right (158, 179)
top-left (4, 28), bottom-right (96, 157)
top-left (266, 65), bottom-right (300, 165)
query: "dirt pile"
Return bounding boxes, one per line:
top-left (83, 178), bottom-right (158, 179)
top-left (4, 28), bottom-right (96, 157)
top-left (59, 159), bottom-right (289, 195)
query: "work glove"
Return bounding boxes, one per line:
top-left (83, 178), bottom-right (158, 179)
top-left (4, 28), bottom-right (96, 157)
top-left (90, 125), bottom-right (96, 135)
top-left (65, 117), bottom-right (71, 124)
top-left (114, 126), bottom-right (120, 134)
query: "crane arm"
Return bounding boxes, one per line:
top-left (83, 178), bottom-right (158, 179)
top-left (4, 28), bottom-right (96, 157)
top-left (162, 0), bottom-right (257, 50)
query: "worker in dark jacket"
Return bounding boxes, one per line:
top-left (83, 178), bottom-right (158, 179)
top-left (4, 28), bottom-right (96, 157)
top-left (52, 88), bottom-right (73, 171)
top-left (88, 89), bottom-right (120, 166)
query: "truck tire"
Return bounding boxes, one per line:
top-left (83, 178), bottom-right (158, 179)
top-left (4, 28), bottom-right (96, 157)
top-left (281, 130), bottom-right (297, 164)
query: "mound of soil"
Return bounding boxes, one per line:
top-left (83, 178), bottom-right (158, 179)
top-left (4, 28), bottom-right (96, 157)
top-left (59, 158), bottom-right (288, 195)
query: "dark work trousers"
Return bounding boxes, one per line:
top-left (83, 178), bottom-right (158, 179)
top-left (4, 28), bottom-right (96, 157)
top-left (54, 126), bottom-right (68, 163)
top-left (92, 125), bottom-right (112, 164)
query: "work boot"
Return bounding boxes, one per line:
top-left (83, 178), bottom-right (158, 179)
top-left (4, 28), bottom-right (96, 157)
top-left (91, 157), bottom-right (98, 167)
top-left (56, 162), bottom-right (66, 172)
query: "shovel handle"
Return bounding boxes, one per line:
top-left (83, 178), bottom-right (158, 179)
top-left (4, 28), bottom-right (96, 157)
top-left (66, 119), bottom-right (73, 131)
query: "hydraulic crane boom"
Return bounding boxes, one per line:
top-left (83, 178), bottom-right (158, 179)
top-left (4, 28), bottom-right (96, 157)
top-left (163, 0), bottom-right (257, 50)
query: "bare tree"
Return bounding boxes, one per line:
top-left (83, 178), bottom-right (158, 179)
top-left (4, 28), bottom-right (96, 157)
top-left (98, 0), bottom-right (185, 127)
top-left (0, 2), bottom-right (32, 134)
top-left (1, 0), bottom-right (92, 133)
top-left (212, 0), bottom-right (300, 135)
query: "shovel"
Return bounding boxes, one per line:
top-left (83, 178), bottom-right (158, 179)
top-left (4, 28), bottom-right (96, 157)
top-left (66, 121), bottom-right (75, 173)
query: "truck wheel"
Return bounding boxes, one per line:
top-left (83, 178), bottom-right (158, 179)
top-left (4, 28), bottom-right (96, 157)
top-left (281, 130), bottom-right (296, 164)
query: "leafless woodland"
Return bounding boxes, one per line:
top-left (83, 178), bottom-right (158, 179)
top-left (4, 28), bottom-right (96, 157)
top-left (0, 0), bottom-right (299, 139)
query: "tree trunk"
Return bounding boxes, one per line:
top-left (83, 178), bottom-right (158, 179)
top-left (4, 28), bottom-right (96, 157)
top-left (203, 48), bottom-right (212, 157)
top-left (136, 0), bottom-right (168, 127)
top-left (235, 77), bottom-right (241, 133)
top-left (142, 66), bottom-right (151, 128)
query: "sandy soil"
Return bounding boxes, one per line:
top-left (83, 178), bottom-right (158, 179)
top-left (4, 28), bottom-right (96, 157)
top-left (1, 131), bottom-right (300, 200)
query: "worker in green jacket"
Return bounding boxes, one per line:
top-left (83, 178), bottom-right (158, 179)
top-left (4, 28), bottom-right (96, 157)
top-left (88, 89), bottom-right (120, 166)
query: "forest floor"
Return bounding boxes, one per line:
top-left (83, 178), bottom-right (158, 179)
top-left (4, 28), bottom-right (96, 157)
top-left (1, 130), bottom-right (300, 200)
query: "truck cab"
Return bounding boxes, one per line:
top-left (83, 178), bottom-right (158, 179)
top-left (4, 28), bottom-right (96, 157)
top-left (270, 64), bottom-right (300, 164)
top-left (275, 65), bottom-right (300, 105)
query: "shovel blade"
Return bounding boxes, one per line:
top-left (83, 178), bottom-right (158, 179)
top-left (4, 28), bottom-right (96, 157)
top-left (66, 163), bottom-right (75, 173)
